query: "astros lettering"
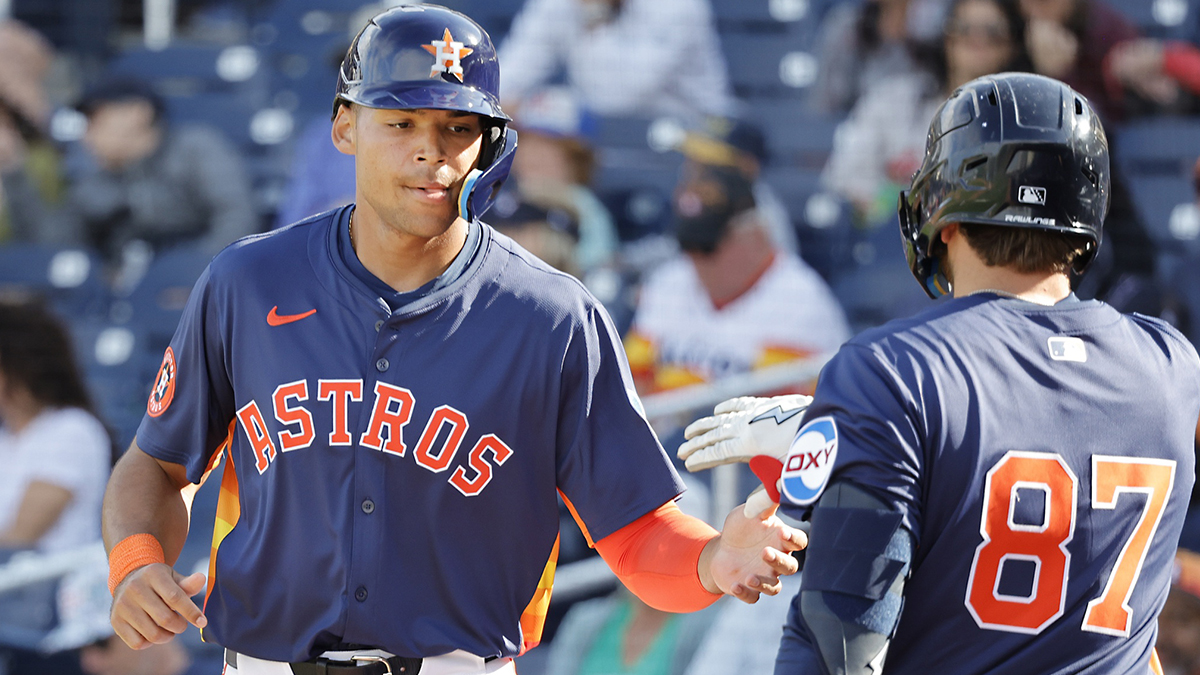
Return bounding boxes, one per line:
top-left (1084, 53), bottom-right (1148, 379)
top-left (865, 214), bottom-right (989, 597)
top-left (234, 377), bottom-right (512, 495)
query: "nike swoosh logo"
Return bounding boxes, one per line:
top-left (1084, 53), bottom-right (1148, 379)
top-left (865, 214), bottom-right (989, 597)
top-left (267, 306), bottom-right (317, 326)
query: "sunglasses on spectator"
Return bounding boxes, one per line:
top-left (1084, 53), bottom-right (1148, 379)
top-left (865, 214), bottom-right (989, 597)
top-left (945, 20), bottom-right (1011, 43)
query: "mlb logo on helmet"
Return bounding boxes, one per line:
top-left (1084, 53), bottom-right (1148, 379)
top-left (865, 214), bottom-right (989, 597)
top-left (781, 416), bottom-right (838, 506)
top-left (1018, 186), bottom-right (1047, 205)
top-left (423, 28), bottom-right (473, 81)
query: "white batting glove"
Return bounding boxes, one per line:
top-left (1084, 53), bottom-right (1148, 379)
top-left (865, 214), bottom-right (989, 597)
top-left (678, 395), bottom-right (812, 471)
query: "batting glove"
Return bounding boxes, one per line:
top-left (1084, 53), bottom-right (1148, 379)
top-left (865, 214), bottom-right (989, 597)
top-left (678, 395), bottom-right (812, 471)
top-left (678, 395), bottom-right (812, 517)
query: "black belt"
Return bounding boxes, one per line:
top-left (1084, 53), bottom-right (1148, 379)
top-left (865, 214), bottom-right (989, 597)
top-left (225, 649), bottom-right (422, 675)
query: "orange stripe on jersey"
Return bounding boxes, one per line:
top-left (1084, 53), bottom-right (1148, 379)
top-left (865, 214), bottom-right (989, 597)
top-left (558, 490), bottom-right (594, 547)
top-left (1150, 648), bottom-right (1163, 675)
top-left (204, 424), bottom-right (241, 627)
top-left (517, 534), bottom-right (559, 655)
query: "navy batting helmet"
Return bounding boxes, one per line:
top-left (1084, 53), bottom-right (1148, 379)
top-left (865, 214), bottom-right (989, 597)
top-left (898, 72), bottom-right (1110, 298)
top-left (334, 4), bottom-right (515, 221)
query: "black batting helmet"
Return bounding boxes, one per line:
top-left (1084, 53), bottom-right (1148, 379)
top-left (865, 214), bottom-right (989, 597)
top-left (898, 72), bottom-right (1110, 298)
top-left (334, 4), bottom-right (515, 221)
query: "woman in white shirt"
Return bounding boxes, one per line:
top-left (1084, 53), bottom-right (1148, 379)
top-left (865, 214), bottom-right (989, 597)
top-left (0, 301), bottom-right (111, 553)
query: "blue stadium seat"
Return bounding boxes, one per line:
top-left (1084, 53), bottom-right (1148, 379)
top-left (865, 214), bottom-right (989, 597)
top-left (761, 167), bottom-right (853, 280)
top-left (745, 99), bottom-right (842, 169)
top-left (119, 244), bottom-right (213, 363)
top-left (0, 244), bottom-right (108, 319)
top-left (68, 319), bottom-right (149, 449)
top-left (720, 31), bottom-right (818, 98)
top-left (1106, 0), bottom-right (1200, 40)
top-left (830, 218), bottom-right (936, 333)
top-left (1112, 117), bottom-right (1200, 257)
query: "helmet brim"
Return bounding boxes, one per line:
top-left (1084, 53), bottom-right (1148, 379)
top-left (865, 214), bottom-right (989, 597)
top-left (337, 80), bottom-right (509, 121)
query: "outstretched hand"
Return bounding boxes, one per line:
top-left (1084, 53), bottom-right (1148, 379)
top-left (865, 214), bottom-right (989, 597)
top-left (699, 501), bottom-right (807, 604)
top-left (110, 563), bottom-right (207, 649)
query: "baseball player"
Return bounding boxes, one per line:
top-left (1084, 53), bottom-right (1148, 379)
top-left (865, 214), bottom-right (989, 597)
top-left (679, 72), bottom-right (1200, 674)
top-left (100, 6), bottom-right (806, 675)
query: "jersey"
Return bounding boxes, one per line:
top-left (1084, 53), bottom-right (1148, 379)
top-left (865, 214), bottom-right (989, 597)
top-left (134, 205), bottom-right (683, 663)
top-left (625, 253), bottom-right (848, 391)
top-left (778, 293), bottom-right (1200, 674)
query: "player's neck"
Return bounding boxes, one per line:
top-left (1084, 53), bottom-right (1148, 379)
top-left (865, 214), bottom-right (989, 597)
top-left (350, 208), bottom-right (470, 293)
top-left (948, 256), bottom-right (1071, 306)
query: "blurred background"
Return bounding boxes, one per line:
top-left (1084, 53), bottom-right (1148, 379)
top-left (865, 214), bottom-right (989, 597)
top-left (4, 0), bottom-right (1200, 673)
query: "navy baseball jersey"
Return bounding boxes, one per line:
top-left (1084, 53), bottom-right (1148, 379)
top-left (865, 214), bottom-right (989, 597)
top-left (777, 294), bottom-right (1200, 674)
top-left (135, 205), bottom-right (683, 662)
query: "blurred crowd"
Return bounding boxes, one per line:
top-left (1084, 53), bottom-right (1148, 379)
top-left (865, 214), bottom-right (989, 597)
top-left (5, 0), bottom-right (1200, 673)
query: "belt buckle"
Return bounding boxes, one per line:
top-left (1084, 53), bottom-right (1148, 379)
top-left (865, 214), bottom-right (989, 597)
top-left (350, 654), bottom-right (395, 675)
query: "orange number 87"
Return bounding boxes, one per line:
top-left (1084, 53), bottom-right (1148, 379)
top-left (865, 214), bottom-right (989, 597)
top-left (965, 451), bottom-right (1176, 636)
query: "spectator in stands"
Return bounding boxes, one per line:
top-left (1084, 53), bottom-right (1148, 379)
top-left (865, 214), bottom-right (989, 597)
top-left (625, 165), bottom-right (848, 394)
top-left (499, 0), bottom-right (735, 120)
top-left (0, 20), bottom-right (66, 244)
top-left (1, 78), bottom-right (258, 270)
top-left (488, 187), bottom-right (583, 278)
top-left (510, 87), bottom-right (618, 276)
top-left (811, 0), bottom-right (950, 115)
top-left (273, 115), bottom-right (356, 229)
top-left (1107, 37), bottom-right (1200, 116)
top-left (675, 116), bottom-right (797, 254)
top-left (1017, 0), bottom-right (1139, 122)
top-left (0, 301), bottom-right (111, 553)
top-left (822, 0), bottom-right (1030, 225)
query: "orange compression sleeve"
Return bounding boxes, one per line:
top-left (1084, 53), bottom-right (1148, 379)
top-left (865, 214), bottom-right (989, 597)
top-left (593, 501), bottom-right (722, 613)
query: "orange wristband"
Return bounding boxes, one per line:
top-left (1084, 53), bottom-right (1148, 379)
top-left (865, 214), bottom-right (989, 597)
top-left (108, 533), bottom-right (166, 595)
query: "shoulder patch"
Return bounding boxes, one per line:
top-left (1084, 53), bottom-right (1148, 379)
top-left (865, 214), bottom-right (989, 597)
top-left (147, 347), bottom-right (177, 417)
top-left (781, 416), bottom-right (838, 506)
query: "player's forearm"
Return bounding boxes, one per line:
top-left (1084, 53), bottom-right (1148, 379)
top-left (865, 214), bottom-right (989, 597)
top-left (594, 501), bottom-right (722, 612)
top-left (102, 441), bottom-right (193, 564)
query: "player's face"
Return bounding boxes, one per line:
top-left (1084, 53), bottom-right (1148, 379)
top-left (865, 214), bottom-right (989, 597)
top-left (335, 105), bottom-right (484, 239)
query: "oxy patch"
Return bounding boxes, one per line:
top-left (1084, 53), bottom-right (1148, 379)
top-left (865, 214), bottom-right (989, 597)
top-left (781, 416), bottom-right (838, 506)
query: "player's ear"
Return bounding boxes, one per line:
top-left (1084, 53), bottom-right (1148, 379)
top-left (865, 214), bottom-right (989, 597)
top-left (331, 103), bottom-right (357, 156)
top-left (940, 222), bottom-right (960, 244)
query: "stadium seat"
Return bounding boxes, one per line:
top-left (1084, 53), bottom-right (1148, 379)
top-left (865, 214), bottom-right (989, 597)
top-left (720, 32), bottom-right (818, 98)
top-left (1112, 117), bottom-right (1200, 257)
top-left (745, 99), bottom-right (842, 169)
top-left (830, 219), bottom-right (936, 333)
top-left (761, 167), bottom-right (854, 280)
top-left (119, 244), bottom-right (213, 363)
top-left (1106, 0), bottom-right (1200, 40)
top-left (68, 319), bottom-right (149, 449)
top-left (0, 244), bottom-right (108, 320)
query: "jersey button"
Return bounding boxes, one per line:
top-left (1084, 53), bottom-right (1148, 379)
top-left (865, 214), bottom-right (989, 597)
top-left (374, 320), bottom-right (383, 332)
top-left (361, 499), bottom-right (375, 514)
top-left (376, 358), bottom-right (389, 372)
top-left (355, 586), bottom-right (368, 602)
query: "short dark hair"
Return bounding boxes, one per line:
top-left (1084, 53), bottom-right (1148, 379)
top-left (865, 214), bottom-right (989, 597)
top-left (936, 222), bottom-right (1092, 274)
top-left (0, 301), bottom-right (95, 412)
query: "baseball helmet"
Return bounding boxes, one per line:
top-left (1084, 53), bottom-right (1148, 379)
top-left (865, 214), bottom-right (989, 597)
top-left (334, 4), bottom-right (515, 221)
top-left (898, 72), bottom-right (1110, 298)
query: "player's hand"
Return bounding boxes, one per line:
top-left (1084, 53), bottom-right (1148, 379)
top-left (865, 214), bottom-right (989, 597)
top-left (678, 395), bottom-right (812, 471)
top-left (110, 563), bottom-right (207, 650)
top-left (700, 501), bottom-right (807, 604)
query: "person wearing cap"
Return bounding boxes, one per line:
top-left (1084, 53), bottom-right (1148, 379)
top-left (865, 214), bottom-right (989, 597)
top-left (625, 164), bottom-right (849, 395)
top-left (676, 116), bottom-right (797, 255)
top-left (498, 0), bottom-right (734, 120)
top-left (100, 7), bottom-right (805, 675)
top-left (509, 86), bottom-right (618, 278)
top-left (3, 77), bottom-right (258, 268)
